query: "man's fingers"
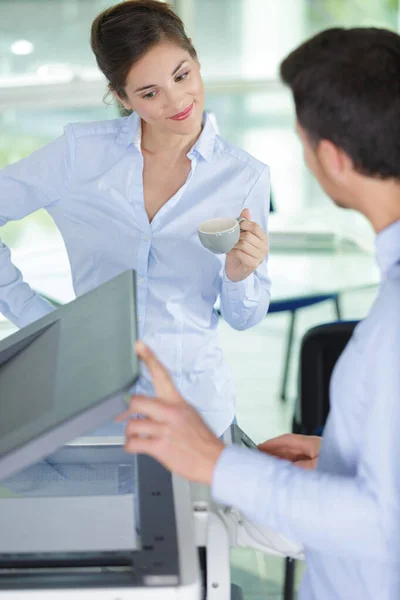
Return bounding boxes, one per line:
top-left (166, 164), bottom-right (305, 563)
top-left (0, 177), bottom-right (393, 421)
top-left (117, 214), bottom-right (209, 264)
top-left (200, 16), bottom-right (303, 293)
top-left (117, 395), bottom-right (173, 423)
top-left (258, 434), bottom-right (294, 451)
top-left (258, 434), bottom-right (321, 465)
top-left (125, 435), bottom-right (157, 456)
top-left (125, 416), bottom-right (166, 439)
top-left (259, 446), bottom-right (306, 461)
top-left (135, 341), bottom-right (181, 403)
top-left (259, 434), bottom-right (317, 454)
top-left (293, 457), bottom-right (319, 470)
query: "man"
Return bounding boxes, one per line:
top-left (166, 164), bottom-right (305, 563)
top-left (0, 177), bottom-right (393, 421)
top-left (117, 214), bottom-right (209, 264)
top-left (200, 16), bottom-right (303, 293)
top-left (119, 28), bottom-right (400, 599)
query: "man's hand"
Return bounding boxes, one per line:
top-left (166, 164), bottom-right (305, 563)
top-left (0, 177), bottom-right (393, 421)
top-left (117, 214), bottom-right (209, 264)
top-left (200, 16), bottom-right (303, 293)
top-left (258, 434), bottom-right (321, 470)
top-left (118, 342), bottom-right (225, 485)
top-left (225, 208), bottom-right (268, 283)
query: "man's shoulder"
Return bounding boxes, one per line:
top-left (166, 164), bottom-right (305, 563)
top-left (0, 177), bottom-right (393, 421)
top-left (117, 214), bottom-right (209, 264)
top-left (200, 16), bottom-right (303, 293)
top-left (380, 268), bottom-right (400, 322)
top-left (361, 270), bottom-right (400, 343)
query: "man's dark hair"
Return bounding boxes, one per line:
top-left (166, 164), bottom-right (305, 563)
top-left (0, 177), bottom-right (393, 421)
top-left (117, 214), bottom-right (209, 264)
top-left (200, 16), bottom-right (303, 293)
top-left (280, 28), bottom-right (400, 179)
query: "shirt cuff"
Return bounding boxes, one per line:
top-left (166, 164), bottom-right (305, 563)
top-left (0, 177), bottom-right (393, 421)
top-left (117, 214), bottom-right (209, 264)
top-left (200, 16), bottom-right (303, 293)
top-left (211, 444), bottom-right (273, 513)
top-left (220, 269), bottom-right (269, 328)
top-left (15, 295), bottom-right (56, 328)
top-left (221, 269), bottom-right (258, 302)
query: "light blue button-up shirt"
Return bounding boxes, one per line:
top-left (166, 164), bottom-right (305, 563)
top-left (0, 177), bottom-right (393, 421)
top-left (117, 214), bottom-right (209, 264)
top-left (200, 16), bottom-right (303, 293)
top-left (0, 112), bottom-right (271, 436)
top-left (212, 219), bottom-right (400, 598)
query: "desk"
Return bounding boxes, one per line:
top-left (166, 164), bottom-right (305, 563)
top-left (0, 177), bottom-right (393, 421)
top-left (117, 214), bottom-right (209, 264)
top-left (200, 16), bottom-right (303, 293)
top-left (268, 245), bottom-right (379, 302)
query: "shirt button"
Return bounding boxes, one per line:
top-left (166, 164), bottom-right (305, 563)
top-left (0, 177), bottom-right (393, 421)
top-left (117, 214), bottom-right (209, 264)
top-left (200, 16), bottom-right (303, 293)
top-left (143, 235), bottom-right (149, 242)
top-left (139, 276), bottom-right (145, 284)
top-left (138, 316), bottom-right (142, 323)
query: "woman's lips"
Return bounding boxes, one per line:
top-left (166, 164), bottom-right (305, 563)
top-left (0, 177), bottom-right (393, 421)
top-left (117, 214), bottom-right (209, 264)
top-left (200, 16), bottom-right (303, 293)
top-left (169, 103), bottom-right (194, 121)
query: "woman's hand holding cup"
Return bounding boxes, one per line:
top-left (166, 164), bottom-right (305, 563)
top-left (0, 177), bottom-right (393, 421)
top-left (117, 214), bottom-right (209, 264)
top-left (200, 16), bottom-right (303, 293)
top-left (197, 208), bottom-right (268, 282)
top-left (225, 209), bottom-right (268, 282)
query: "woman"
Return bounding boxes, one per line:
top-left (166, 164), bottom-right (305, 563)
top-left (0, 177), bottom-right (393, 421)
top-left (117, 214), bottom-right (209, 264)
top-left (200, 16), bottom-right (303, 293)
top-left (0, 0), bottom-right (270, 437)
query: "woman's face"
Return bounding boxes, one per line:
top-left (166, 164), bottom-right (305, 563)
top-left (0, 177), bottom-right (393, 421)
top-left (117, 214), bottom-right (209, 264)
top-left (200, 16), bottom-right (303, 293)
top-left (116, 42), bottom-right (204, 136)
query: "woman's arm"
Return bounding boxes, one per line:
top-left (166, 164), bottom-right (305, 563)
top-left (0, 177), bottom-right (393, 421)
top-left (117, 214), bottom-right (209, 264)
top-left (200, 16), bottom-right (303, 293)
top-left (0, 134), bottom-right (72, 327)
top-left (219, 165), bottom-right (271, 330)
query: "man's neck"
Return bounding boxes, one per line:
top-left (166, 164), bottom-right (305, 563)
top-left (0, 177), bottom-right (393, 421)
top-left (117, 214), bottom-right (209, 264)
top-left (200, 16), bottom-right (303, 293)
top-left (352, 178), bottom-right (400, 233)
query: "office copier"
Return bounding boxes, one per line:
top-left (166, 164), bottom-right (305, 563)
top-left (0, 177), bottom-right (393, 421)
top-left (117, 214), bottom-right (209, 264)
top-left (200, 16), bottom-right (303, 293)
top-left (0, 271), bottom-right (303, 599)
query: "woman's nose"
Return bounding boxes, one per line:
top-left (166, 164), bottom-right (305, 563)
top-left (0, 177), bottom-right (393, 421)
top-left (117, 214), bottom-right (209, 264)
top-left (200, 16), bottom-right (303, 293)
top-left (164, 88), bottom-right (186, 111)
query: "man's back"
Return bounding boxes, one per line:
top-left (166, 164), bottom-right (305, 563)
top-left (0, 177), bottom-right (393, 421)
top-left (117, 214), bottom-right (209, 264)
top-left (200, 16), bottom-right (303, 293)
top-left (301, 221), bottom-right (400, 599)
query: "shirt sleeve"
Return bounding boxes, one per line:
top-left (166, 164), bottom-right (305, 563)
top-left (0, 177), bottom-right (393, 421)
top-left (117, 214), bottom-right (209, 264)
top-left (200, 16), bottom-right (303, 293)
top-left (0, 133), bottom-right (72, 327)
top-left (211, 320), bottom-right (400, 563)
top-left (219, 165), bottom-right (271, 330)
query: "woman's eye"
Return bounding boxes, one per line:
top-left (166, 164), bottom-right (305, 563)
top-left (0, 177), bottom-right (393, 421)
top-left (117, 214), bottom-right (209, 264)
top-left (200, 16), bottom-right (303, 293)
top-left (175, 71), bottom-right (189, 82)
top-left (143, 90), bottom-right (157, 99)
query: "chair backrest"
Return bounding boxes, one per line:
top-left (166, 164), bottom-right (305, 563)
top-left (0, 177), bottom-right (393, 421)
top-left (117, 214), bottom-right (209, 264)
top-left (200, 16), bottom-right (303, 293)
top-left (269, 189), bottom-right (275, 213)
top-left (294, 321), bottom-right (358, 435)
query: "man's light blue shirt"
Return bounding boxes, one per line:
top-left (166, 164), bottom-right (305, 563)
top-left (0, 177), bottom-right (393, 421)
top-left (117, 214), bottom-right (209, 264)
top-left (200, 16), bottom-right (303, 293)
top-left (212, 219), bottom-right (400, 598)
top-left (0, 112), bottom-right (271, 436)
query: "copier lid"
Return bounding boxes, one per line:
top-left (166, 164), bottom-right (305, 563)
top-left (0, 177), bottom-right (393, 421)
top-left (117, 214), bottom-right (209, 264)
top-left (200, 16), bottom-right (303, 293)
top-left (0, 270), bottom-right (138, 481)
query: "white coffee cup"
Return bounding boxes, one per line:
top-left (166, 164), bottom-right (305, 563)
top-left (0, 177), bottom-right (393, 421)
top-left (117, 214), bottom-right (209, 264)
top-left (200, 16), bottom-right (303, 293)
top-left (198, 217), bottom-right (247, 254)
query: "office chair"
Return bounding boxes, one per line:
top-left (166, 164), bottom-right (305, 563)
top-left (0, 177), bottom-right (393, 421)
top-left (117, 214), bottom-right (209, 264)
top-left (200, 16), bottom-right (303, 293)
top-left (231, 583), bottom-right (244, 600)
top-left (283, 320), bottom-right (358, 600)
top-left (271, 294), bottom-right (342, 403)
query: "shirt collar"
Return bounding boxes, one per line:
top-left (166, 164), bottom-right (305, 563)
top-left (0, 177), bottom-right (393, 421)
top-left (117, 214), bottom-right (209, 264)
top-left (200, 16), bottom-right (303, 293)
top-left (375, 219), bottom-right (400, 276)
top-left (116, 111), bottom-right (141, 149)
top-left (190, 112), bottom-right (217, 163)
top-left (116, 110), bottom-right (217, 163)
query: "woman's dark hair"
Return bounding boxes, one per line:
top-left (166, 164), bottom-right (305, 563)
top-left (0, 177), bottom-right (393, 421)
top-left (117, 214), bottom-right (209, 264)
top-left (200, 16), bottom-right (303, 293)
top-left (91, 0), bottom-right (197, 100)
top-left (280, 27), bottom-right (400, 179)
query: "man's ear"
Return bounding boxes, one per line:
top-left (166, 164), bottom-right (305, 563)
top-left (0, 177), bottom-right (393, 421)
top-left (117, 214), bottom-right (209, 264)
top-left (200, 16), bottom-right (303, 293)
top-left (317, 139), bottom-right (352, 181)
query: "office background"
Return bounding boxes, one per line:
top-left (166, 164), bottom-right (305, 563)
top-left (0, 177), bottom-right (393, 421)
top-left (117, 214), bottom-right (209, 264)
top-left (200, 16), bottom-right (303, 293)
top-left (1, 0), bottom-right (398, 242)
top-left (0, 1), bottom-right (398, 597)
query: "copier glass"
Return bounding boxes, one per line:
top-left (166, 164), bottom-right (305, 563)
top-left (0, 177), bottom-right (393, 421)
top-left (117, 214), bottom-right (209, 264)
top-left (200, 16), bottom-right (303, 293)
top-left (0, 442), bottom-right (201, 599)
